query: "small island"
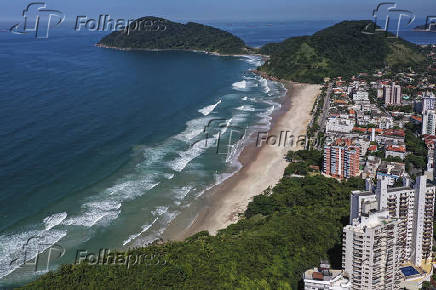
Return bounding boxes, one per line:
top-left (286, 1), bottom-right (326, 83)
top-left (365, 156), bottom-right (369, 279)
top-left (97, 16), bottom-right (249, 55)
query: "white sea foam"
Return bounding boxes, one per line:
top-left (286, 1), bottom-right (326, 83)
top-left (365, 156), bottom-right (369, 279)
top-left (241, 96), bottom-right (248, 101)
top-left (263, 99), bottom-right (281, 110)
top-left (0, 227), bottom-right (67, 279)
top-left (152, 206), bottom-right (169, 217)
top-left (137, 210), bottom-right (179, 246)
top-left (236, 105), bottom-right (256, 112)
top-left (243, 75), bottom-right (256, 80)
top-left (123, 204), bottom-right (182, 246)
top-left (260, 78), bottom-right (271, 94)
top-left (175, 117), bottom-right (212, 142)
top-left (163, 173), bottom-right (175, 179)
top-left (63, 201), bottom-right (122, 227)
top-left (170, 117), bottom-right (233, 172)
top-left (225, 132), bottom-right (247, 164)
top-left (241, 55), bottom-right (264, 67)
top-left (195, 162), bottom-right (243, 199)
top-left (232, 80), bottom-right (248, 90)
top-left (107, 177), bottom-right (159, 199)
top-left (257, 105), bottom-right (276, 128)
top-left (43, 212), bottom-right (67, 230)
top-left (169, 139), bottom-right (208, 172)
top-left (233, 79), bottom-right (258, 91)
top-left (174, 186), bottom-right (193, 200)
top-left (198, 100), bottom-right (221, 116)
top-left (220, 118), bottom-right (233, 135)
top-left (230, 114), bottom-right (247, 126)
top-left (141, 146), bottom-right (170, 168)
top-left (122, 217), bottom-right (158, 246)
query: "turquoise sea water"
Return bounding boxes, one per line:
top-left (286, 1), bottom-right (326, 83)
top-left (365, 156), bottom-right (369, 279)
top-left (0, 20), bottom-right (435, 287)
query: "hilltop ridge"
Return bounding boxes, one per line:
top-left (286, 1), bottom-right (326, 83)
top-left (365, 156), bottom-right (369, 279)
top-left (98, 17), bottom-right (248, 55)
top-left (259, 20), bottom-right (426, 83)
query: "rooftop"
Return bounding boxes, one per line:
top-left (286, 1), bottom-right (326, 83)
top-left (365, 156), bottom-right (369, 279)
top-left (400, 266), bottom-right (420, 277)
top-left (385, 145), bottom-right (406, 153)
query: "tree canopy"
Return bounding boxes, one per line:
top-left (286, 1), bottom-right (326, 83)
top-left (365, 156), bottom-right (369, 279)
top-left (98, 17), bottom-right (247, 55)
top-left (259, 21), bottom-right (426, 83)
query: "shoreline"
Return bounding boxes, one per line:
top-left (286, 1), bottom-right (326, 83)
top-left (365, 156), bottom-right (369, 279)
top-left (162, 81), bottom-right (321, 241)
top-left (95, 43), bottom-right (269, 59)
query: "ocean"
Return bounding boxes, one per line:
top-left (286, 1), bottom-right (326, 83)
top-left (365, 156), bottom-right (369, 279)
top-left (0, 20), bottom-right (435, 287)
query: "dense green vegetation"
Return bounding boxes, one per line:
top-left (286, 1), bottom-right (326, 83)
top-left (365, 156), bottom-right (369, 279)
top-left (284, 150), bottom-right (323, 176)
top-left (404, 122), bottom-right (428, 174)
top-left (98, 17), bottom-right (247, 54)
top-left (24, 152), bottom-right (364, 289)
top-left (259, 21), bottom-right (426, 83)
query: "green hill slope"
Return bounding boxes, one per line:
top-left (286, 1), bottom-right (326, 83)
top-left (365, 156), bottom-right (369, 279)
top-left (98, 17), bottom-right (247, 55)
top-left (259, 20), bottom-right (426, 83)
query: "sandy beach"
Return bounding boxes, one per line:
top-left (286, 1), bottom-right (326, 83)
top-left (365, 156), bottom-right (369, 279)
top-left (163, 81), bottom-right (321, 240)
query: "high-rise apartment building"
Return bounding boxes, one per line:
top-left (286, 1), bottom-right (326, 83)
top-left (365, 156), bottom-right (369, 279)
top-left (343, 176), bottom-right (435, 288)
top-left (422, 109), bottom-right (436, 135)
top-left (384, 82), bottom-right (402, 106)
top-left (323, 140), bottom-right (360, 179)
top-left (343, 209), bottom-right (400, 289)
top-left (422, 92), bottom-right (436, 113)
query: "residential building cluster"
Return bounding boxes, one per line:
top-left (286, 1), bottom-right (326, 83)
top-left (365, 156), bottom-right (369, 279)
top-left (322, 77), bottom-right (412, 183)
top-left (304, 61), bottom-right (436, 289)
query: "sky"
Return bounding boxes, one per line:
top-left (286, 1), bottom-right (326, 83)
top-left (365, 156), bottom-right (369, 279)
top-left (0, 0), bottom-right (434, 23)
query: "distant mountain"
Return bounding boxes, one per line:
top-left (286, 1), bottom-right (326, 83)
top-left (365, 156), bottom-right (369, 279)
top-left (98, 17), bottom-right (247, 55)
top-left (259, 20), bottom-right (426, 83)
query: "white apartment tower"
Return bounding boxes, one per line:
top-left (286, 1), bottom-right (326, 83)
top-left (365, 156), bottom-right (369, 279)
top-left (343, 210), bottom-right (401, 289)
top-left (422, 92), bottom-right (436, 113)
top-left (374, 176), bottom-right (434, 266)
top-left (412, 176), bottom-right (435, 266)
top-left (384, 82), bottom-right (402, 106)
top-left (422, 109), bottom-right (436, 135)
top-left (343, 176), bottom-right (435, 288)
top-left (375, 178), bottom-right (415, 263)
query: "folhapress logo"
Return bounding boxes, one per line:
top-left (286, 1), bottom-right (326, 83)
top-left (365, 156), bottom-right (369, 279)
top-left (10, 2), bottom-right (65, 39)
top-left (362, 2), bottom-right (415, 38)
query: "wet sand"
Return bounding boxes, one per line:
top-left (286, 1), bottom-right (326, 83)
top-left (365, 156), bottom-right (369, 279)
top-left (163, 82), bottom-right (320, 240)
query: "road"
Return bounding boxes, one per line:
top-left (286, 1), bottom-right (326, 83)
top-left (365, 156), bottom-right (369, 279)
top-left (319, 82), bottom-right (333, 131)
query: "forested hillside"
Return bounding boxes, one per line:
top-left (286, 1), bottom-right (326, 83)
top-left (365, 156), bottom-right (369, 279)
top-left (98, 17), bottom-right (247, 55)
top-left (259, 21), bottom-right (426, 83)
